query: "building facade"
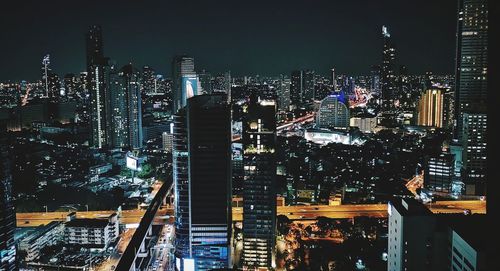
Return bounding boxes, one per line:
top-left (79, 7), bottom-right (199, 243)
top-left (316, 94), bottom-right (349, 130)
top-left (417, 89), bottom-right (444, 128)
top-left (242, 95), bottom-right (277, 269)
top-left (174, 94), bottom-right (232, 271)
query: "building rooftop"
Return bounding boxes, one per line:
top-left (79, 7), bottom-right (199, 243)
top-left (66, 218), bottom-right (109, 228)
top-left (390, 198), bottom-right (432, 216)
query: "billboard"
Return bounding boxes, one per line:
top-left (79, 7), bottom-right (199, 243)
top-left (181, 75), bottom-right (199, 107)
top-left (232, 143), bottom-right (243, 161)
top-left (183, 258), bottom-right (195, 271)
top-left (126, 155), bottom-right (138, 171)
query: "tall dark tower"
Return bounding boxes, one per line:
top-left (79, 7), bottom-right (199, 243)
top-left (290, 70), bottom-right (303, 108)
top-left (109, 64), bottom-right (143, 149)
top-left (86, 25), bottom-right (104, 71)
top-left (173, 94), bottom-right (232, 271)
top-left (454, 0), bottom-right (488, 195)
top-left (0, 132), bottom-right (17, 271)
top-left (242, 94), bottom-right (277, 270)
top-left (381, 25), bottom-right (396, 110)
top-left (86, 26), bottom-right (111, 149)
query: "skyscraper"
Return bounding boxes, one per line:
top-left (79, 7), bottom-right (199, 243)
top-left (109, 64), bottom-right (143, 149)
top-left (86, 25), bottom-right (104, 72)
top-left (172, 56), bottom-right (198, 113)
top-left (87, 25), bottom-right (111, 149)
top-left (417, 89), bottom-right (444, 128)
top-left (0, 133), bottom-right (17, 271)
top-left (454, 0), bottom-right (488, 194)
top-left (242, 94), bottom-right (277, 269)
top-left (173, 94), bottom-right (232, 271)
top-left (455, 0), bottom-right (488, 134)
top-left (290, 70), bottom-right (303, 108)
top-left (316, 93), bottom-right (349, 130)
top-left (141, 65), bottom-right (156, 95)
top-left (303, 70), bottom-right (315, 103)
top-left (381, 26), bottom-right (396, 110)
top-left (277, 75), bottom-right (290, 111)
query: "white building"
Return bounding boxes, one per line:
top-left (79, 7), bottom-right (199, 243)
top-left (64, 213), bottom-right (119, 248)
top-left (350, 115), bottom-right (377, 133)
top-left (387, 198), bottom-right (435, 271)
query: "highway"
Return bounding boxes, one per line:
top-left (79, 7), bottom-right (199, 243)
top-left (16, 200), bottom-right (485, 226)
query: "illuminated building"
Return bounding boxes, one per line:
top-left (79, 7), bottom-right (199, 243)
top-left (173, 94), bottom-right (232, 271)
top-left (172, 55), bottom-right (198, 113)
top-left (461, 113), bottom-right (486, 195)
top-left (141, 65), bottom-right (156, 94)
top-left (381, 26), bottom-right (396, 110)
top-left (303, 70), bottom-right (315, 103)
top-left (417, 89), bottom-right (444, 128)
top-left (454, 0), bottom-right (488, 195)
top-left (454, 0), bottom-right (488, 138)
top-left (424, 153), bottom-right (454, 193)
top-left (109, 64), bottom-right (143, 149)
top-left (87, 25), bottom-right (112, 149)
top-left (350, 114), bottom-right (377, 133)
top-left (242, 94), bottom-right (276, 269)
top-left (162, 130), bottom-right (173, 152)
top-left (277, 75), bottom-right (290, 111)
top-left (0, 134), bottom-right (16, 271)
top-left (316, 93), bottom-right (349, 130)
top-left (290, 70), bottom-right (303, 107)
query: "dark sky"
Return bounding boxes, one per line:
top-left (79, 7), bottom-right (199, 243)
top-left (0, 0), bottom-right (457, 81)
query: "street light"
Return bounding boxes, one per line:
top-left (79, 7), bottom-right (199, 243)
top-left (86, 204), bottom-right (89, 212)
top-left (43, 205), bottom-right (48, 214)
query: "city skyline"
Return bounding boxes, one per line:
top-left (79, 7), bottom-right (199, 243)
top-left (1, 0), bottom-right (459, 81)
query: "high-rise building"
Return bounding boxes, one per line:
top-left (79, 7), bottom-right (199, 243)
top-left (198, 70), bottom-right (212, 94)
top-left (316, 93), bottom-right (349, 130)
top-left (381, 26), bottom-right (396, 110)
top-left (277, 76), bottom-right (290, 111)
top-left (86, 25), bottom-right (104, 72)
top-left (290, 70), bottom-right (303, 107)
top-left (172, 56), bottom-right (198, 113)
top-left (109, 64), bottom-right (143, 149)
top-left (461, 113), bottom-right (487, 195)
top-left (454, 0), bottom-right (488, 195)
top-left (370, 65), bottom-right (381, 96)
top-left (424, 153), bottom-right (454, 193)
top-left (331, 68), bottom-right (337, 91)
top-left (141, 65), bottom-right (156, 95)
top-left (162, 130), bottom-right (173, 153)
top-left (87, 25), bottom-right (111, 149)
top-left (303, 70), bottom-right (315, 103)
top-left (417, 89), bottom-right (444, 128)
top-left (454, 0), bottom-right (488, 137)
top-left (173, 94), bottom-right (232, 271)
top-left (242, 94), bottom-right (277, 269)
top-left (0, 134), bottom-right (17, 271)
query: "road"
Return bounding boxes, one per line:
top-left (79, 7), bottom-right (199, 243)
top-left (276, 113), bottom-right (315, 131)
top-left (17, 200), bottom-right (485, 226)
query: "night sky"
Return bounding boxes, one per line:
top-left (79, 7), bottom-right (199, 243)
top-left (1, 0), bottom-right (457, 81)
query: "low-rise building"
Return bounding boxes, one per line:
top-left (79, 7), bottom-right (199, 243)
top-left (18, 221), bottom-right (63, 262)
top-left (64, 213), bottom-right (119, 249)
